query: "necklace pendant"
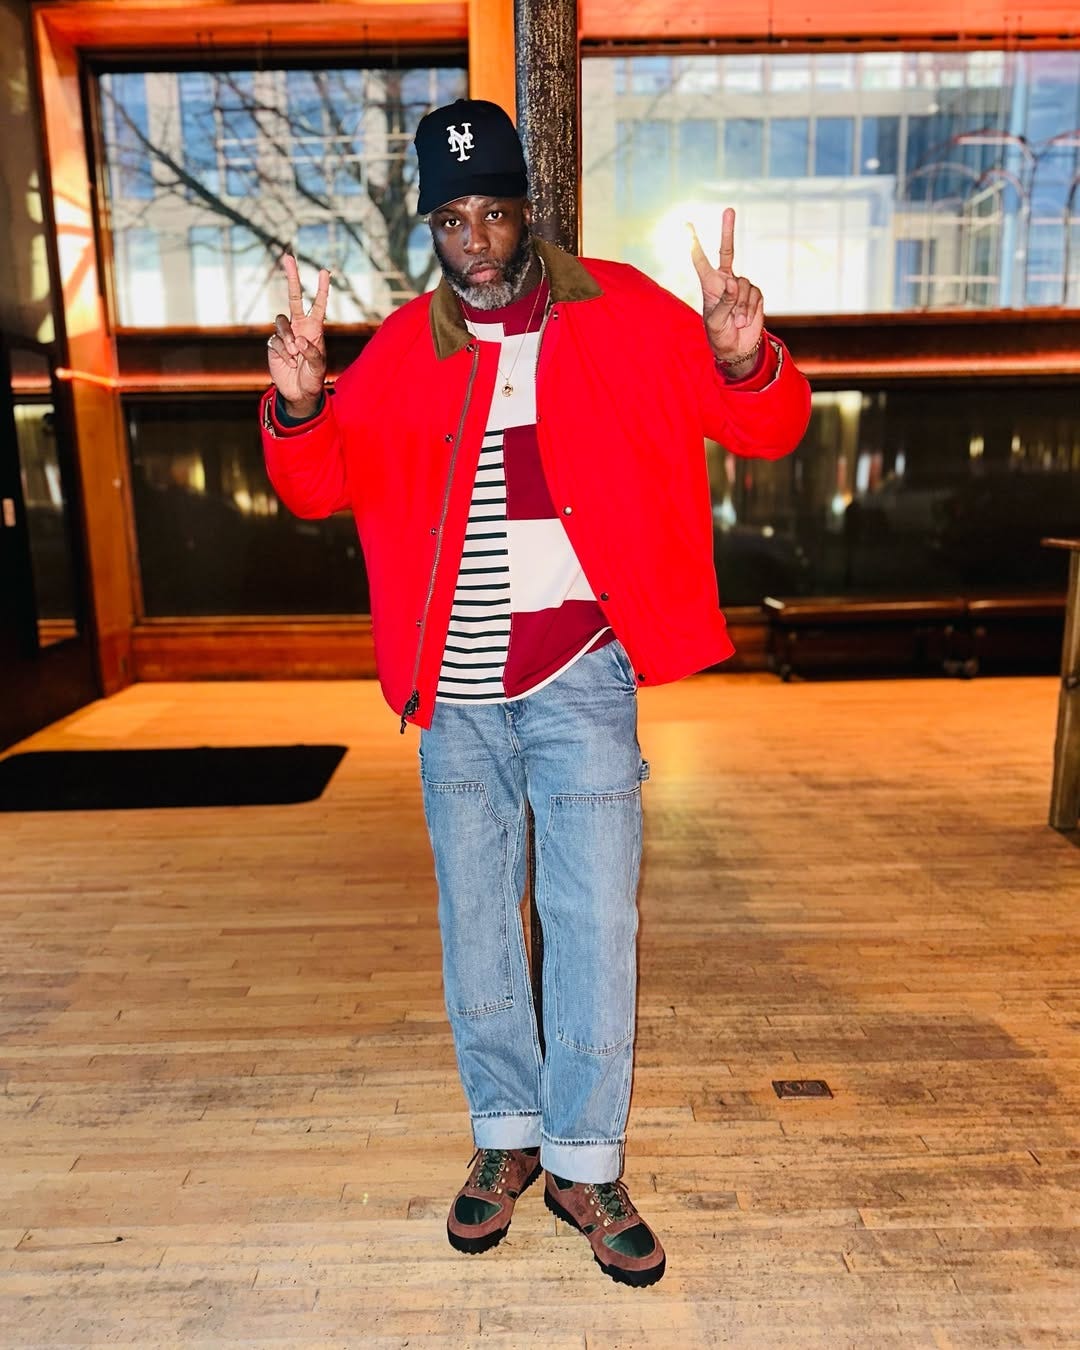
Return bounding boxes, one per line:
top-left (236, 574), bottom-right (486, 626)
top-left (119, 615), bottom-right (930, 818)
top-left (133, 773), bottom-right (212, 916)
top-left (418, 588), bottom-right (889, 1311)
top-left (501, 382), bottom-right (514, 397)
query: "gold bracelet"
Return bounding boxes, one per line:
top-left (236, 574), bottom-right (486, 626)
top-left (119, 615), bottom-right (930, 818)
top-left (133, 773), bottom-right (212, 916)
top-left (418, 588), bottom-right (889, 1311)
top-left (717, 334), bottom-right (764, 370)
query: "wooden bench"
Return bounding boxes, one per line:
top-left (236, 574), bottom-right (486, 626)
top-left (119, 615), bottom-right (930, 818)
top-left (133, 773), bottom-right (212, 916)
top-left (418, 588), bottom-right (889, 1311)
top-left (963, 595), bottom-right (1066, 675)
top-left (763, 596), bottom-right (968, 681)
top-left (763, 594), bottom-right (1065, 681)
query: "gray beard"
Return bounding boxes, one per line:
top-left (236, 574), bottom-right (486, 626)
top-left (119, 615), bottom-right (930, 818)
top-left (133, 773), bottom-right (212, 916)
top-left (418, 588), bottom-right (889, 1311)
top-left (435, 229), bottom-right (536, 311)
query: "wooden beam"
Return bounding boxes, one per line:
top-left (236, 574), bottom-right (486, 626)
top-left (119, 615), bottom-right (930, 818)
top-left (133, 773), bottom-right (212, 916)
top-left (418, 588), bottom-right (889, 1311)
top-left (579, 0), bottom-right (1080, 41)
top-left (131, 619), bottom-right (377, 681)
top-left (514, 0), bottom-right (579, 251)
top-left (468, 0), bottom-right (515, 117)
top-left (34, 1), bottom-right (467, 48)
top-left (35, 8), bottom-right (137, 695)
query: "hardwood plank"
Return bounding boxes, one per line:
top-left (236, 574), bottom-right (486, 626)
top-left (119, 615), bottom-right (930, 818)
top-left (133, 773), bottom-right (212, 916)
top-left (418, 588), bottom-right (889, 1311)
top-left (1, 675), bottom-right (1078, 1343)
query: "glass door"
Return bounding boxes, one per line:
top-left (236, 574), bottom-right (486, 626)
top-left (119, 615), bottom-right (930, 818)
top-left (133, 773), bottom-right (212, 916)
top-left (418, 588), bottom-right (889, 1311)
top-left (0, 336), bottom-right (98, 749)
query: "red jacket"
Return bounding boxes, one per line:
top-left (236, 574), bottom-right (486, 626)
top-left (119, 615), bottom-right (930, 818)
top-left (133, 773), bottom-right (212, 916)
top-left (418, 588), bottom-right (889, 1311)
top-left (260, 239), bottom-right (811, 729)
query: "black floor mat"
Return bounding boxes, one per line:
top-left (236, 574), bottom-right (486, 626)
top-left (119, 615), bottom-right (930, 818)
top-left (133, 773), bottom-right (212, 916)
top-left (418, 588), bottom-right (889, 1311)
top-left (0, 746), bottom-right (347, 811)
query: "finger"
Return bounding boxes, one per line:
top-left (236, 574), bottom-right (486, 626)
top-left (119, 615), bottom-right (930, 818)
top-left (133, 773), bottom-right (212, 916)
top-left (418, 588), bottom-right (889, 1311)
top-left (687, 221), bottom-right (713, 286)
top-left (747, 288), bottom-right (764, 328)
top-left (274, 313), bottom-right (299, 356)
top-left (282, 254), bottom-right (306, 322)
top-left (718, 207), bottom-right (736, 274)
top-left (708, 274), bottom-right (738, 318)
top-left (308, 268), bottom-right (331, 324)
top-left (732, 276), bottom-right (753, 329)
top-left (296, 336), bottom-right (324, 372)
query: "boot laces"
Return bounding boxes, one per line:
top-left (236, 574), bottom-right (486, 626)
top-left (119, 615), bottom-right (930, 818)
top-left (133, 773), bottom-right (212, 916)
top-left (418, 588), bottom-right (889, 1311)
top-left (591, 1180), bottom-right (633, 1223)
top-left (472, 1149), bottom-right (509, 1191)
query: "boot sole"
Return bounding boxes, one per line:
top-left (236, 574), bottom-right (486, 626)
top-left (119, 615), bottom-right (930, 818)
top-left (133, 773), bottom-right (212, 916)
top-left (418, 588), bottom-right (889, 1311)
top-left (544, 1187), bottom-right (667, 1287)
top-left (446, 1160), bottom-right (542, 1254)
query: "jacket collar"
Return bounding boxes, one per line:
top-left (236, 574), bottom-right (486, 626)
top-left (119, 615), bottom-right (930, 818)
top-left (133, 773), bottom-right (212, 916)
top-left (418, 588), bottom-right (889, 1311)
top-left (428, 236), bottom-right (603, 361)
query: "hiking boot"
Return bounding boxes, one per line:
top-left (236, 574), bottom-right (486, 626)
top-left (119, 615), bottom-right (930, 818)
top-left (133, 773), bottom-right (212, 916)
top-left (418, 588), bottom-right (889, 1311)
top-left (544, 1172), bottom-right (666, 1286)
top-left (446, 1147), bottom-right (542, 1253)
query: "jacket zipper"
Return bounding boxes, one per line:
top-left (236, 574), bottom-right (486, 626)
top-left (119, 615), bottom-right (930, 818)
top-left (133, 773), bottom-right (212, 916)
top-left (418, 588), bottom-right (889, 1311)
top-left (400, 340), bottom-right (482, 733)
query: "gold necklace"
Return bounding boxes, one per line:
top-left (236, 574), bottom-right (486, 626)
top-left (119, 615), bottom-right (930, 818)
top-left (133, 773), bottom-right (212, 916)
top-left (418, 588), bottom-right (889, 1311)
top-left (464, 258), bottom-right (547, 398)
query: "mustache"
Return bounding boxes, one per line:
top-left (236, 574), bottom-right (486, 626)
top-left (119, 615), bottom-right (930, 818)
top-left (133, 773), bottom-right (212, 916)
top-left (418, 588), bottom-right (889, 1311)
top-left (466, 260), bottom-right (501, 274)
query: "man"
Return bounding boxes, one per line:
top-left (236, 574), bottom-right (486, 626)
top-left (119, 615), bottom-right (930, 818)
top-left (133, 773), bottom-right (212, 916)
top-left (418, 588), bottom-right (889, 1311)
top-left (261, 98), bottom-right (810, 1287)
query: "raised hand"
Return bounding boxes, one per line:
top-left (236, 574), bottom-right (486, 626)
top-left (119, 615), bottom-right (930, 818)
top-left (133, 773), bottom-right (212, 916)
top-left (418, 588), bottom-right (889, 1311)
top-left (688, 208), bottom-right (764, 367)
top-left (267, 254), bottom-right (330, 416)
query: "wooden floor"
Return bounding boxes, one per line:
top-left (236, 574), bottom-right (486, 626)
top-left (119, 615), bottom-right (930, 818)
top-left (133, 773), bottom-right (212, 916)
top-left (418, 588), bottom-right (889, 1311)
top-left (1, 675), bottom-right (1078, 1349)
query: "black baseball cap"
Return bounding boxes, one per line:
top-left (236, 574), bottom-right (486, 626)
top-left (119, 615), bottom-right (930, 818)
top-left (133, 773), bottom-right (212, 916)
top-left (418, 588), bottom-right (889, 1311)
top-left (414, 98), bottom-right (528, 215)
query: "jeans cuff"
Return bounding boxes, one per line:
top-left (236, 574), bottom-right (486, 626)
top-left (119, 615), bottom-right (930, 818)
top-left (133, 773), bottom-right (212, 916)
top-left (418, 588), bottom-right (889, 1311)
top-left (472, 1112), bottom-right (542, 1149)
top-left (540, 1134), bottom-right (624, 1183)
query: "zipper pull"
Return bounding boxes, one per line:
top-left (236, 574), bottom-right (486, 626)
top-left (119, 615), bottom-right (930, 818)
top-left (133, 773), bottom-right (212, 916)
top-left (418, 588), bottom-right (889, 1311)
top-left (400, 689), bottom-right (420, 734)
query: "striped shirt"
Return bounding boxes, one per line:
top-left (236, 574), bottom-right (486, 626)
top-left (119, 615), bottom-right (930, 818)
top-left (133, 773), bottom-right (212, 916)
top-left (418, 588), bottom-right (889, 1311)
top-left (436, 279), bottom-right (610, 704)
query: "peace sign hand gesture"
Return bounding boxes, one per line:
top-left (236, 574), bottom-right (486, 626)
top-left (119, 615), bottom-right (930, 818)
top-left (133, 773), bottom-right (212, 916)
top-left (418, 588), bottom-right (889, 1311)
top-left (689, 208), bottom-right (765, 368)
top-left (267, 254), bottom-right (331, 417)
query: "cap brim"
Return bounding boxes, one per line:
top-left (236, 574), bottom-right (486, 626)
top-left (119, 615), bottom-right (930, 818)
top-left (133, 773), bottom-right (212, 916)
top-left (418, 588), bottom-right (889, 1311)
top-left (418, 172), bottom-right (529, 216)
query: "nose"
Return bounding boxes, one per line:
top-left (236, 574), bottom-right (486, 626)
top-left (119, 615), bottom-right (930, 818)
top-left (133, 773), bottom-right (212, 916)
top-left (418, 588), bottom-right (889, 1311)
top-left (463, 220), bottom-right (490, 255)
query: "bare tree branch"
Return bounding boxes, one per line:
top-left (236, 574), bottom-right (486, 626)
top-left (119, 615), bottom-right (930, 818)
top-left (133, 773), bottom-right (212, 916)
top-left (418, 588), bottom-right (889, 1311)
top-left (100, 66), bottom-right (464, 324)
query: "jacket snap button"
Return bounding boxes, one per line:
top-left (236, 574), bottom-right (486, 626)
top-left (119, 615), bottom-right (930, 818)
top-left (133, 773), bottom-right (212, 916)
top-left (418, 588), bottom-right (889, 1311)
top-left (430, 528), bottom-right (437, 535)
top-left (562, 505), bottom-right (572, 515)
top-left (600, 592), bottom-right (609, 601)
top-left (444, 434), bottom-right (453, 443)
top-left (637, 673), bottom-right (645, 682)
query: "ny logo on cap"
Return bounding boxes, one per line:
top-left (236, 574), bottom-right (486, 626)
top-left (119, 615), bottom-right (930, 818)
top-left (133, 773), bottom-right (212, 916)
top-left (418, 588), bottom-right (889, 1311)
top-left (446, 122), bottom-right (474, 162)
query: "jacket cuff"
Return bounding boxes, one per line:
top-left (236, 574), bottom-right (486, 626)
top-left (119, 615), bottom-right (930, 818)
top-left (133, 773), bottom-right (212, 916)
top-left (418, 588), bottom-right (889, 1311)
top-left (717, 336), bottom-right (781, 393)
top-left (261, 387), bottom-right (329, 438)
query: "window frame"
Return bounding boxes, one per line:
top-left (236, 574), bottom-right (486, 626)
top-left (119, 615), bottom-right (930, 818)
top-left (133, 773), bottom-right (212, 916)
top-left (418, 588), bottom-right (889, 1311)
top-left (582, 36), bottom-right (1080, 329)
top-left (85, 45), bottom-right (468, 339)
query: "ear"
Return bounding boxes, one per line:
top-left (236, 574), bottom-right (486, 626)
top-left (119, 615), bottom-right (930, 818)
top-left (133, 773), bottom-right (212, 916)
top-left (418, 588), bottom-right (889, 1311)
top-left (522, 199), bottom-right (534, 228)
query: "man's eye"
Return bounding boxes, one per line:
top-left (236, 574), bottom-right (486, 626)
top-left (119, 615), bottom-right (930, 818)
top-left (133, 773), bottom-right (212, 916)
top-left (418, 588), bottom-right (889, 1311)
top-left (487, 212), bottom-right (503, 221)
top-left (443, 218), bottom-right (459, 228)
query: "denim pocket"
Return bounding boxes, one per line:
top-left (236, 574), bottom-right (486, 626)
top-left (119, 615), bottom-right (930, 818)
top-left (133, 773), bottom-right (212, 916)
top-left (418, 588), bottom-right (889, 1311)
top-left (422, 779), bottom-right (515, 1018)
top-left (607, 640), bottom-right (639, 696)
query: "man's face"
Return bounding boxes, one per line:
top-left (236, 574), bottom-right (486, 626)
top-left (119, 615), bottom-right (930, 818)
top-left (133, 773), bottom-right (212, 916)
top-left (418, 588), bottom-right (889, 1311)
top-left (429, 196), bottom-right (535, 310)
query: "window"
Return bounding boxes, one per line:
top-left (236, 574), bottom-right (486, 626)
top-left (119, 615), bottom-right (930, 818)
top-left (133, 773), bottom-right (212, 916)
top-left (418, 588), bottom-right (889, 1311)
top-left (178, 73), bottom-right (219, 196)
top-left (15, 390), bottom-right (78, 629)
top-left (106, 73), bottom-right (154, 200)
top-left (769, 118), bottom-right (809, 178)
top-left (220, 73), bottom-right (259, 197)
top-left (678, 121), bottom-right (718, 191)
top-left (724, 119), bottom-right (764, 177)
top-left (99, 61), bottom-right (466, 326)
top-left (116, 229), bottom-right (165, 326)
top-left (582, 48), bottom-right (1080, 312)
top-left (615, 120), bottom-right (671, 216)
top-left (769, 55), bottom-right (811, 94)
top-left (859, 117), bottom-right (900, 176)
top-left (189, 226), bottom-right (229, 326)
top-left (814, 118), bottom-right (855, 177)
top-left (126, 397), bottom-right (370, 618)
top-left (708, 385), bottom-right (1078, 605)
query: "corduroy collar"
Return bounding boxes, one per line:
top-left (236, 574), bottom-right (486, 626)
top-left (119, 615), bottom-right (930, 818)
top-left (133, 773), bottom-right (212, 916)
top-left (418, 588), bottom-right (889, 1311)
top-left (428, 236), bottom-right (603, 361)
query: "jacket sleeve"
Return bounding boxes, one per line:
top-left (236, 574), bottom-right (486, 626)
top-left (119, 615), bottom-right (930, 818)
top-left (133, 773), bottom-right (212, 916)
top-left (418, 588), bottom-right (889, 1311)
top-left (259, 364), bottom-right (363, 520)
top-left (638, 271), bottom-right (810, 460)
top-left (697, 330), bottom-right (812, 461)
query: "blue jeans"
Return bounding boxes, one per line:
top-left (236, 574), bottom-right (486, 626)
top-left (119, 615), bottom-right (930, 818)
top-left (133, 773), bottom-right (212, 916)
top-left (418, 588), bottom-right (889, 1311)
top-left (419, 640), bottom-right (647, 1182)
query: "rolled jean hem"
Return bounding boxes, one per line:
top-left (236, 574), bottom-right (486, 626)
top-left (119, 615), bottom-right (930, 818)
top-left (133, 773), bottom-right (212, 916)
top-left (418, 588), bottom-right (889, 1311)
top-left (540, 1135), bottom-right (624, 1183)
top-left (471, 1113), bottom-right (542, 1150)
